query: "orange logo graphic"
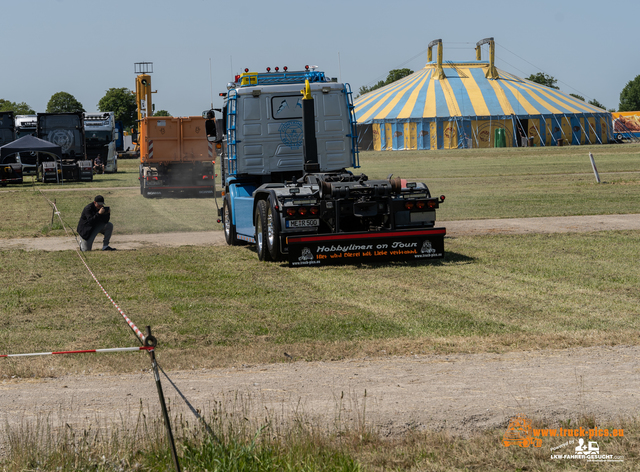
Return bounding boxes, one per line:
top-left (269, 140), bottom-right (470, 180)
top-left (503, 414), bottom-right (543, 448)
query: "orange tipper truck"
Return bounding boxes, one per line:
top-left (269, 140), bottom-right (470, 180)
top-left (203, 66), bottom-right (446, 266)
top-left (138, 116), bottom-right (216, 198)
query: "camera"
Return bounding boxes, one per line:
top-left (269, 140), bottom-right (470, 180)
top-left (103, 206), bottom-right (110, 212)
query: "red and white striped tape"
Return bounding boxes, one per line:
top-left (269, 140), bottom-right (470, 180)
top-left (1, 346), bottom-right (152, 358)
top-left (208, 141), bottom-right (213, 159)
top-left (38, 189), bottom-right (149, 347)
top-left (75, 253), bottom-right (147, 344)
top-left (149, 140), bottom-right (153, 159)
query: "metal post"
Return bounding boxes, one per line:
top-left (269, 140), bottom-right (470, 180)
top-left (145, 326), bottom-right (181, 472)
top-left (589, 153), bottom-right (601, 183)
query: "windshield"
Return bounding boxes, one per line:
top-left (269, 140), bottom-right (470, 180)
top-left (40, 115), bottom-right (81, 129)
top-left (85, 130), bottom-right (112, 144)
top-left (16, 129), bottom-right (36, 139)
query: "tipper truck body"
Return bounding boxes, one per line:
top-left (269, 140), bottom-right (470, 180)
top-left (138, 116), bottom-right (216, 198)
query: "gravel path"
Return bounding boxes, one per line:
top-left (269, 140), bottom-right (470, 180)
top-left (1, 346), bottom-right (638, 439)
top-left (2, 213), bottom-right (639, 251)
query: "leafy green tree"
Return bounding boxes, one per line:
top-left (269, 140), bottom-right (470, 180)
top-left (46, 92), bottom-right (85, 113)
top-left (358, 80), bottom-right (385, 96)
top-left (588, 98), bottom-right (606, 110)
top-left (358, 68), bottom-right (414, 97)
top-left (153, 110), bottom-right (171, 117)
top-left (569, 93), bottom-right (585, 101)
top-left (618, 75), bottom-right (640, 112)
top-left (0, 99), bottom-right (35, 114)
top-left (97, 88), bottom-right (137, 129)
top-left (526, 72), bottom-right (559, 89)
top-left (386, 68), bottom-right (413, 84)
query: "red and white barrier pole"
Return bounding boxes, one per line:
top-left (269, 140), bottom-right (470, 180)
top-left (1, 346), bottom-right (153, 358)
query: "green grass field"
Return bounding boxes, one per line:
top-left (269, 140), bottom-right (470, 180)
top-left (3, 143), bottom-right (640, 239)
top-left (1, 145), bottom-right (639, 471)
top-left (1, 144), bottom-right (639, 374)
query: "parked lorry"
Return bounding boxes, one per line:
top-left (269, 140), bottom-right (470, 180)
top-left (205, 67), bottom-right (446, 266)
top-left (14, 114), bottom-right (38, 174)
top-left (84, 112), bottom-right (118, 173)
top-left (135, 63), bottom-right (215, 198)
top-left (0, 111), bottom-right (23, 186)
top-left (139, 116), bottom-right (216, 197)
top-left (115, 120), bottom-right (138, 159)
top-left (37, 112), bottom-right (92, 183)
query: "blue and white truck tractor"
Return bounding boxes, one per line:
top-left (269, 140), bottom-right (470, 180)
top-left (205, 67), bottom-right (446, 266)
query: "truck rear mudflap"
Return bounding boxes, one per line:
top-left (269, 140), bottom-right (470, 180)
top-left (287, 228), bottom-right (446, 267)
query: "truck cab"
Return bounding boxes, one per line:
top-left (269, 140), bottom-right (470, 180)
top-left (209, 67), bottom-right (445, 265)
top-left (0, 111), bottom-right (22, 186)
top-left (37, 112), bottom-right (91, 182)
top-left (84, 112), bottom-right (118, 173)
top-left (14, 115), bottom-right (38, 174)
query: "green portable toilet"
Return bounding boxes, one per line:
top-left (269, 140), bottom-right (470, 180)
top-left (494, 128), bottom-right (506, 147)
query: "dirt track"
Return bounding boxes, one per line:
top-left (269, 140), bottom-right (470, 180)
top-left (1, 215), bottom-right (639, 448)
top-left (2, 213), bottom-right (640, 251)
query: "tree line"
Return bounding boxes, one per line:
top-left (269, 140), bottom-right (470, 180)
top-left (0, 89), bottom-right (171, 130)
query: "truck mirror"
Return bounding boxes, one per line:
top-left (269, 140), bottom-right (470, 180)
top-left (205, 119), bottom-right (217, 140)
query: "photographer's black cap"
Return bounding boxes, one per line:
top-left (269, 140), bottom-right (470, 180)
top-left (94, 195), bottom-right (105, 204)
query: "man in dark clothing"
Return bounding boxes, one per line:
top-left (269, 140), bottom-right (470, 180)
top-left (77, 195), bottom-right (116, 251)
top-left (93, 155), bottom-right (105, 174)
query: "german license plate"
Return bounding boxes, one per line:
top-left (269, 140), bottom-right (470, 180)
top-left (286, 219), bottom-right (319, 228)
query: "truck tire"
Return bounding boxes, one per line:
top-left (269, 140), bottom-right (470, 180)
top-left (254, 199), bottom-right (272, 261)
top-left (266, 196), bottom-right (283, 261)
top-left (223, 198), bottom-right (238, 246)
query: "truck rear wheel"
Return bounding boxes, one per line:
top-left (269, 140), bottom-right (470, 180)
top-left (223, 198), bottom-right (238, 246)
top-left (266, 197), bottom-right (283, 261)
top-left (255, 199), bottom-right (272, 261)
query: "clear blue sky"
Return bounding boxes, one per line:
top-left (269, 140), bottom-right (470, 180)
top-left (3, 0), bottom-right (638, 116)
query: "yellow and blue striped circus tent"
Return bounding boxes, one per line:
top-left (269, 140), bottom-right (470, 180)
top-left (354, 40), bottom-right (612, 150)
